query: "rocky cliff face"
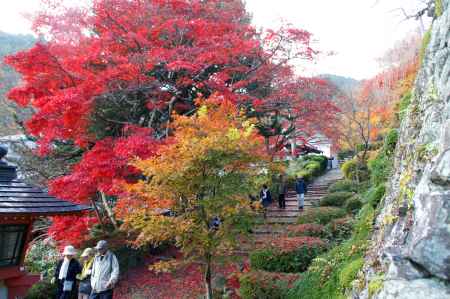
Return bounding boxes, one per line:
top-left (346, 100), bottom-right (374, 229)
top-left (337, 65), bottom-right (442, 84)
top-left (356, 2), bottom-right (450, 298)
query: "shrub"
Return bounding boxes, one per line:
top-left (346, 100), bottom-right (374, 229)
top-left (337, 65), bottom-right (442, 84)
top-left (368, 130), bottom-right (398, 187)
top-left (25, 239), bottom-right (59, 278)
top-left (305, 161), bottom-right (322, 176)
top-left (328, 180), bottom-right (359, 193)
top-left (338, 257), bottom-right (364, 289)
top-left (325, 217), bottom-right (354, 244)
top-left (345, 196), bottom-right (363, 213)
top-left (320, 192), bottom-right (354, 207)
top-left (250, 237), bottom-right (327, 273)
top-left (297, 207), bottom-right (347, 225)
top-left (341, 159), bottom-right (369, 182)
top-left (366, 185), bottom-right (386, 208)
top-left (239, 271), bottom-right (300, 299)
top-left (287, 224), bottom-right (326, 238)
top-left (25, 279), bottom-right (57, 299)
top-left (304, 155), bottom-right (328, 171)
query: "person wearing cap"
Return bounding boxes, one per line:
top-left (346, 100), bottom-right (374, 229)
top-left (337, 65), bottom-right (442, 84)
top-left (90, 240), bottom-right (119, 299)
top-left (54, 245), bottom-right (82, 299)
top-left (77, 248), bottom-right (95, 299)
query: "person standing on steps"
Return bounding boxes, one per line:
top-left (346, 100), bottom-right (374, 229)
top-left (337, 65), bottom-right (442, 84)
top-left (260, 184), bottom-right (272, 218)
top-left (90, 240), bottom-right (120, 299)
top-left (295, 176), bottom-right (307, 210)
top-left (277, 175), bottom-right (287, 209)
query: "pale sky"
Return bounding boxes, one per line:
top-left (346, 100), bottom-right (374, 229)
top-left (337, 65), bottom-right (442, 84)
top-left (0, 0), bottom-right (429, 80)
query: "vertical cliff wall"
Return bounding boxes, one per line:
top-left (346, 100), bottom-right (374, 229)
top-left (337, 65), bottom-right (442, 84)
top-left (356, 1), bottom-right (450, 298)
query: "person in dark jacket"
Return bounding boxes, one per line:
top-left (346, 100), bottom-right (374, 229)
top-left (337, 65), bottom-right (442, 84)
top-left (295, 176), bottom-right (307, 210)
top-left (277, 175), bottom-right (288, 209)
top-left (260, 184), bottom-right (272, 207)
top-left (54, 245), bottom-right (82, 299)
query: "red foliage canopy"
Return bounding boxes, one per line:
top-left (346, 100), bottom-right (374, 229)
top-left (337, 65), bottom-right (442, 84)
top-left (5, 0), bottom-right (338, 242)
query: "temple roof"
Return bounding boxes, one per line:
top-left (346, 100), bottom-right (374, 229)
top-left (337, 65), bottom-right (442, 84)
top-left (0, 146), bottom-right (90, 216)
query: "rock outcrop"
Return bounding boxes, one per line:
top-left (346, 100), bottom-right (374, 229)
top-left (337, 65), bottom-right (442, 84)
top-left (355, 1), bottom-right (450, 298)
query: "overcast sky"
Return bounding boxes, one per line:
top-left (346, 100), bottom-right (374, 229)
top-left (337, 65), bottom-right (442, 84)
top-left (0, 0), bottom-right (428, 80)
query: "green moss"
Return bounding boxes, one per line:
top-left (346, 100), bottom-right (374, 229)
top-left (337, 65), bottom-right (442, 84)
top-left (368, 274), bottom-right (385, 298)
top-left (419, 28), bottom-right (432, 63)
top-left (365, 184), bottom-right (386, 208)
top-left (397, 91), bottom-right (412, 121)
top-left (417, 143), bottom-right (439, 162)
top-left (368, 129), bottom-right (398, 186)
top-left (435, 0), bottom-right (443, 17)
top-left (339, 258), bottom-right (364, 289)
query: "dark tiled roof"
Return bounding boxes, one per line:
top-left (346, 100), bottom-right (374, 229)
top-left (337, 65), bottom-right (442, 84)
top-left (0, 147), bottom-right (90, 216)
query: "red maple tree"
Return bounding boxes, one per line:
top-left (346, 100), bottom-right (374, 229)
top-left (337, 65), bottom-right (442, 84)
top-left (5, 0), bottom-right (337, 241)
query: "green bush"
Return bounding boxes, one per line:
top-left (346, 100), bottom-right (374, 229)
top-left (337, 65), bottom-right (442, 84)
top-left (339, 258), bottom-right (364, 289)
top-left (320, 192), bottom-right (354, 207)
top-left (328, 180), bottom-right (359, 193)
top-left (25, 239), bottom-right (59, 278)
top-left (305, 161), bottom-right (322, 176)
top-left (297, 207), bottom-right (347, 225)
top-left (25, 280), bottom-right (57, 299)
top-left (304, 155), bottom-right (328, 171)
top-left (384, 129), bottom-right (399, 154)
top-left (325, 217), bottom-right (354, 244)
top-left (287, 205), bottom-right (375, 299)
top-left (341, 159), bottom-right (369, 182)
top-left (366, 185), bottom-right (386, 208)
top-left (368, 129), bottom-right (398, 186)
top-left (239, 271), bottom-right (300, 299)
top-left (250, 237), bottom-right (327, 273)
top-left (345, 196), bottom-right (363, 213)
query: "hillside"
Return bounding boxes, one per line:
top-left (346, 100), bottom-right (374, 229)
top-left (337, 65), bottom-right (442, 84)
top-left (319, 73), bottom-right (359, 94)
top-left (0, 31), bottom-right (35, 136)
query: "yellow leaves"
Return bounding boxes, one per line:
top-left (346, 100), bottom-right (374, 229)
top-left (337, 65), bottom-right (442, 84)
top-left (197, 105), bottom-right (208, 118)
top-left (226, 127), bottom-right (241, 140)
top-left (149, 259), bottom-right (181, 273)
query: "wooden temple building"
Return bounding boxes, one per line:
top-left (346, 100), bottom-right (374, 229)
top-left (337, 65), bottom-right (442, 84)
top-left (0, 146), bottom-right (89, 299)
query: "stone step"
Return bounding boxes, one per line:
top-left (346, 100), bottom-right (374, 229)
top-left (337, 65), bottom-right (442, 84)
top-left (265, 217), bottom-right (299, 224)
top-left (266, 212), bottom-right (301, 218)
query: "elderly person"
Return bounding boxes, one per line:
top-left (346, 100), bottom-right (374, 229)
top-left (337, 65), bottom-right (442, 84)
top-left (90, 240), bottom-right (119, 299)
top-left (77, 248), bottom-right (94, 299)
top-left (54, 245), bottom-right (82, 299)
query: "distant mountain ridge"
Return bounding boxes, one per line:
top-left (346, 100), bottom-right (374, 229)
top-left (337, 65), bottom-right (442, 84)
top-left (319, 74), bottom-right (360, 94)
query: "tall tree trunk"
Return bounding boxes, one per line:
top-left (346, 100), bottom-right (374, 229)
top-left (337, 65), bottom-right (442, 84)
top-left (205, 256), bottom-right (213, 299)
top-left (90, 197), bottom-right (107, 233)
top-left (99, 191), bottom-right (119, 230)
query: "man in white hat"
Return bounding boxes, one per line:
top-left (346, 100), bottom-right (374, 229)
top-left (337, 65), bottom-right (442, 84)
top-left (54, 245), bottom-right (82, 299)
top-left (90, 240), bottom-right (119, 299)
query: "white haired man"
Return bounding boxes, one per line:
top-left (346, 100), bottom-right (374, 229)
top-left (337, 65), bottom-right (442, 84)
top-left (90, 240), bottom-right (119, 299)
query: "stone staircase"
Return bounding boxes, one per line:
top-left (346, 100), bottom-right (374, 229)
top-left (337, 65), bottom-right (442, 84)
top-left (251, 169), bottom-right (343, 246)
